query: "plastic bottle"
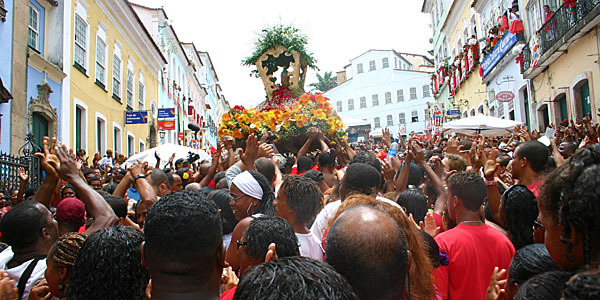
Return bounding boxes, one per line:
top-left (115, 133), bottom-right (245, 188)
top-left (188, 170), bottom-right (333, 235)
top-left (387, 139), bottom-right (399, 163)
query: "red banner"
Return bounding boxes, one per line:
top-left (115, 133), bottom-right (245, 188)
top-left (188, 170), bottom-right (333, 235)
top-left (178, 133), bottom-right (184, 141)
top-left (158, 120), bottom-right (176, 130)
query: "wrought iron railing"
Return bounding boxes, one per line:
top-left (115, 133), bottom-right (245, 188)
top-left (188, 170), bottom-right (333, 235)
top-left (536, 0), bottom-right (600, 60)
top-left (522, 43), bottom-right (532, 73)
top-left (0, 134), bottom-right (44, 195)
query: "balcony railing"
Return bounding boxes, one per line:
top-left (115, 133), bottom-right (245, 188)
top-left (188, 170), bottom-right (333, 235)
top-left (524, 0), bottom-right (600, 72)
top-left (522, 43), bottom-right (532, 73)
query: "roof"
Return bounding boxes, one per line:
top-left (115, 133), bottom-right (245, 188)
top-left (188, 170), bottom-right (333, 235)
top-left (197, 51), bottom-right (220, 82)
top-left (181, 42), bottom-right (205, 67)
top-left (126, 1), bottom-right (167, 65)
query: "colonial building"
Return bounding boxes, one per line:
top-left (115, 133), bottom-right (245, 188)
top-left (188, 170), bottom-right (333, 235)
top-left (68, 0), bottom-right (166, 157)
top-left (197, 51), bottom-right (221, 148)
top-left (325, 50), bottom-right (435, 139)
top-left (0, 0), bottom-right (14, 152)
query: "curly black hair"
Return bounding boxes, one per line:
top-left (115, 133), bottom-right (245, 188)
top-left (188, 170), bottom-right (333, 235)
top-left (508, 244), bottom-right (559, 286)
top-left (397, 188), bottom-right (428, 223)
top-left (349, 151), bottom-right (382, 172)
top-left (233, 256), bottom-right (358, 300)
top-left (514, 270), bottom-right (575, 300)
top-left (447, 171), bottom-right (486, 211)
top-left (502, 185), bottom-right (538, 251)
top-left (562, 270), bottom-right (600, 299)
top-left (103, 194), bottom-right (127, 219)
top-left (0, 201), bottom-right (48, 249)
top-left (539, 147), bottom-right (600, 267)
top-left (66, 225), bottom-right (148, 300)
top-left (247, 170), bottom-right (275, 216)
top-left (244, 216), bottom-right (299, 261)
top-left (145, 190), bottom-right (222, 270)
top-left (280, 175), bottom-right (323, 225)
top-left (318, 149), bottom-right (337, 168)
top-left (343, 163), bottom-right (381, 197)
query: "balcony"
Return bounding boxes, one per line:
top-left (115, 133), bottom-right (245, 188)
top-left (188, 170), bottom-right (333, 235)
top-left (523, 0), bottom-right (600, 77)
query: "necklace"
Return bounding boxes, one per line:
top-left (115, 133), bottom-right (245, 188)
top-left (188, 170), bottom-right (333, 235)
top-left (459, 220), bottom-right (484, 225)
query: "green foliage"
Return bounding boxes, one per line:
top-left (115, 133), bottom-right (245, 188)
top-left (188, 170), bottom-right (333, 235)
top-left (243, 24), bottom-right (318, 70)
top-left (309, 71), bottom-right (338, 92)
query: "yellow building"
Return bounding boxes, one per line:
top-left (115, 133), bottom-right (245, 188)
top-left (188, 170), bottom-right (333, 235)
top-left (69, 0), bottom-right (166, 157)
top-left (441, 0), bottom-right (489, 117)
top-left (521, 0), bottom-right (600, 128)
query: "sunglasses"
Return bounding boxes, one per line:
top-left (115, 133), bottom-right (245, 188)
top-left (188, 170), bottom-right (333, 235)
top-left (236, 240), bottom-right (248, 249)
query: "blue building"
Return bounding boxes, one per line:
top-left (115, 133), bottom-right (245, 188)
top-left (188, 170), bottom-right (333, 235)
top-left (0, 0), bottom-right (13, 153)
top-left (198, 51), bottom-right (220, 148)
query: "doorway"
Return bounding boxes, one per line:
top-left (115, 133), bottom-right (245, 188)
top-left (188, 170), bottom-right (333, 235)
top-left (32, 113), bottom-right (48, 151)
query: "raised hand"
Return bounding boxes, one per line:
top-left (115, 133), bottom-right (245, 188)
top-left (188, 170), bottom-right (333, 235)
top-left (381, 161), bottom-right (395, 184)
top-left (28, 279), bottom-right (51, 300)
top-left (486, 267), bottom-right (507, 300)
top-left (419, 213), bottom-right (441, 238)
top-left (53, 143), bottom-right (80, 181)
top-left (446, 136), bottom-right (459, 154)
top-left (382, 128), bottom-right (392, 148)
top-left (34, 137), bottom-right (60, 178)
top-left (17, 167), bottom-right (28, 182)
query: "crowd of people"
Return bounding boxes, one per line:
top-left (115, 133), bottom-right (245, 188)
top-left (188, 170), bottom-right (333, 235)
top-left (0, 113), bottom-right (598, 300)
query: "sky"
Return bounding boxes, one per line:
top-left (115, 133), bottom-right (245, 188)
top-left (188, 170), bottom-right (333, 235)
top-left (130, 0), bottom-right (433, 107)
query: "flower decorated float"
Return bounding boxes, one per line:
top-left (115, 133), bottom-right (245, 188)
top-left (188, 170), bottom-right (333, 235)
top-left (218, 25), bottom-right (346, 153)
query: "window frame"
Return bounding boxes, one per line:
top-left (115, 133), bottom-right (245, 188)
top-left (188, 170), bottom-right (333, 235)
top-left (27, 4), bottom-right (40, 51)
top-left (112, 42), bottom-right (122, 101)
top-left (374, 117), bottom-right (381, 129)
top-left (386, 115), bottom-right (393, 126)
top-left (336, 101), bottom-right (343, 112)
top-left (399, 113), bottom-right (406, 124)
top-left (95, 25), bottom-right (108, 88)
top-left (397, 89), bottom-right (404, 102)
top-left (411, 110), bottom-right (419, 123)
top-left (422, 85), bottom-right (430, 98)
top-left (385, 92), bottom-right (392, 104)
top-left (372, 94), bottom-right (379, 106)
top-left (410, 87), bottom-right (417, 100)
top-left (360, 97), bottom-right (366, 108)
top-left (73, 14), bottom-right (89, 73)
top-left (369, 60), bottom-right (376, 71)
top-left (382, 57), bottom-right (389, 68)
top-left (348, 99), bottom-right (354, 111)
top-left (357, 63), bottom-right (363, 74)
top-left (138, 72), bottom-right (145, 110)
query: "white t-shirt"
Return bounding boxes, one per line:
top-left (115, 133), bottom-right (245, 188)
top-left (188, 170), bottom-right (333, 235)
top-left (98, 156), bottom-right (113, 169)
top-left (310, 196), bottom-right (402, 241)
top-left (0, 247), bottom-right (47, 300)
top-left (296, 232), bottom-right (324, 261)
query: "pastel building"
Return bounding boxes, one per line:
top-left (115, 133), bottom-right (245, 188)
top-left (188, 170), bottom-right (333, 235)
top-left (0, 0), bottom-right (13, 152)
top-left (325, 50), bottom-right (435, 138)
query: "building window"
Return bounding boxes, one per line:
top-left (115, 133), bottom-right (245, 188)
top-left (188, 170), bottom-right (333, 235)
top-left (74, 15), bottom-right (88, 71)
top-left (374, 117), bottom-right (381, 128)
top-left (372, 94), bottom-right (379, 106)
top-left (126, 69), bottom-right (134, 109)
top-left (348, 99), bottom-right (354, 110)
top-left (127, 135), bottom-right (134, 156)
top-left (112, 54), bottom-right (121, 100)
top-left (382, 57), bottom-right (389, 68)
top-left (96, 116), bottom-right (106, 154)
top-left (95, 37), bottom-right (107, 87)
top-left (478, 105), bottom-right (484, 115)
top-left (336, 101), bottom-right (343, 112)
top-left (411, 110), bottom-right (419, 122)
top-left (422, 85), bottom-right (430, 98)
top-left (113, 126), bottom-right (122, 155)
top-left (397, 89), bottom-right (404, 102)
top-left (357, 63), bottom-right (363, 74)
top-left (360, 97), bottom-right (366, 108)
top-left (75, 105), bottom-right (86, 150)
top-left (369, 60), bottom-right (376, 71)
top-left (138, 75), bottom-right (145, 110)
top-left (387, 115), bottom-right (393, 126)
top-left (139, 141), bottom-right (145, 152)
top-left (425, 109), bottom-right (430, 121)
top-left (28, 5), bottom-right (40, 51)
top-left (399, 113), bottom-right (406, 124)
top-left (410, 87), bottom-right (417, 100)
top-left (385, 92), bottom-right (392, 104)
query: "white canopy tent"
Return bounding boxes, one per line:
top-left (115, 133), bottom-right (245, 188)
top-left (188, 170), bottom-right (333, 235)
top-left (369, 128), bottom-right (384, 138)
top-left (122, 143), bottom-right (212, 169)
top-left (442, 115), bottom-right (522, 137)
top-left (342, 117), bottom-right (370, 127)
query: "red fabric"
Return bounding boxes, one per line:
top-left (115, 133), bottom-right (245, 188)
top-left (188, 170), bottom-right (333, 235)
top-left (290, 165), bottom-right (298, 175)
top-left (528, 179), bottom-right (544, 199)
top-left (509, 20), bottom-right (524, 34)
top-left (220, 286), bottom-right (236, 300)
top-left (434, 224), bottom-right (515, 300)
top-left (545, 11), bottom-right (554, 23)
top-left (208, 178), bottom-right (216, 189)
top-left (432, 212), bottom-right (444, 233)
top-left (322, 228), bottom-right (329, 252)
top-left (500, 16), bottom-right (509, 32)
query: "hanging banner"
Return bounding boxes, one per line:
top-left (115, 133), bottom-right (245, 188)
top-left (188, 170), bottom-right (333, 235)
top-left (481, 32), bottom-right (518, 78)
top-left (158, 108), bottom-right (176, 119)
top-left (158, 120), bottom-right (176, 130)
top-left (125, 111), bottom-right (148, 124)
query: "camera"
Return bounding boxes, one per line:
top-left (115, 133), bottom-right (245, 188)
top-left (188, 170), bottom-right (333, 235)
top-left (187, 151), bottom-right (200, 164)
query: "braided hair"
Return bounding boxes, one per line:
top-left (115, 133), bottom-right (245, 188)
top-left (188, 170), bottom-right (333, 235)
top-left (539, 146), bottom-right (600, 267)
top-left (51, 232), bottom-right (87, 268)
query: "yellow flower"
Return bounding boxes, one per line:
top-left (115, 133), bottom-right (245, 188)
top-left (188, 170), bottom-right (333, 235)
top-left (314, 109), bottom-right (326, 120)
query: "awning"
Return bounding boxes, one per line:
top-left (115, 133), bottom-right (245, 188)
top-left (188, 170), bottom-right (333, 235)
top-left (0, 77), bottom-right (12, 104)
top-left (442, 115), bottom-right (522, 137)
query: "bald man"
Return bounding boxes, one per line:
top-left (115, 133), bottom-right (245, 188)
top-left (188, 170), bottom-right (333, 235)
top-left (326, 205), bottom-right (409, 300)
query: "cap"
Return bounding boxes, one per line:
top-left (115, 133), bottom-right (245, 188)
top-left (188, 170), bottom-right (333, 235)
top-left (55, 197), bottom-right (85, 223)
top-left (304, 170), bottom-right (324, 183)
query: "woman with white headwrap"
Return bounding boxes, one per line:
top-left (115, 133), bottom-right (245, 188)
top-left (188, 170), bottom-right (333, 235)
top-left (225, 170), bottom-right (275, 272)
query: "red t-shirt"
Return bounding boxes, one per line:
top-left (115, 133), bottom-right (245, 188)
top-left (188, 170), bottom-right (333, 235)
top-left (220, 286), bottom-right (236, 300)
top-left (434, 224), bottom-right (515, 300)
top-left (528, 179), bottom-right (544, 199)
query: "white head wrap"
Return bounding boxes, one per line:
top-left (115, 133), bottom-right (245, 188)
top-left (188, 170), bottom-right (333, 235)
top-left (232, 171), bottom-right (263, 200)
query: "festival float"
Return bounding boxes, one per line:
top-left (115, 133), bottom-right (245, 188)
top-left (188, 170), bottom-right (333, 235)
top-left (218, 25), bottom-right (346, 153)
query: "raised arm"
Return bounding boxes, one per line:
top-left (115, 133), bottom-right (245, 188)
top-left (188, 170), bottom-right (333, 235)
top-left (16, 167), bottom-right (28, 203)
top-left (199, 144), bottom-right (222, 187)
top-left (54, 143), bottom-right (118, 233)
top-left (395, 146), bottom-right (414, 195)
top-left (484, 151), bottom-right (503, 225)
top-left (33, 137), bottom-right (60, 208)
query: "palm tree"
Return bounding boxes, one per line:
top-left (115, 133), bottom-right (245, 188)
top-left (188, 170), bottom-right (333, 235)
top-left (309, 71), bottom-right (337, 92)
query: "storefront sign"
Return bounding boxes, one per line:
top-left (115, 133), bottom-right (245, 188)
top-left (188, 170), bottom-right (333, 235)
top-left (446, 109), bottom-right (461, 117)
top-left (481, 32), bottom-right (518, 78)
top-left (496, 91), bottom-right (515, 102)
top-left (158, 108), bottom-right (176, 119)
top-left (158, 120), bottom-right (176, 130)
top-left (178, 133), bottom-right (184, 141)
top-left (125, 111), bottom-right (148, 124)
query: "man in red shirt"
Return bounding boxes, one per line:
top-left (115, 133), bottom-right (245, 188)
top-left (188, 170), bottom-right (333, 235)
top-left (434, 172), bottom-right (515, 300)
top-left (509, 141), bottom-right (549, 198)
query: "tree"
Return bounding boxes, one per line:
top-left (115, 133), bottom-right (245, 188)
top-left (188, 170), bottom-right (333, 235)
top-left (309, 71), bottom-right (337, 93)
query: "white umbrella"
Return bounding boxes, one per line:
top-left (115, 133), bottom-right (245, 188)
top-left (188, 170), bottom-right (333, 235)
top-left (122, 143), bottom-right (212, 169)
top-left (442, 115), bottom-right (522, 137)
top-left (369, 128), bottom-right (384, 138)
top-left (342, 117), bottom-right (370, 127)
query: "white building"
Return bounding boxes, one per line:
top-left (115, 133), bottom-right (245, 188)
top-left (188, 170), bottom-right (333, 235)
top-left (325, 50), bottom-right (435, 138)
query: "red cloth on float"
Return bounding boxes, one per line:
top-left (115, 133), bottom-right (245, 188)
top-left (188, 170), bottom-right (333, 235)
top-left (509, 20), bottom-right (524, 34)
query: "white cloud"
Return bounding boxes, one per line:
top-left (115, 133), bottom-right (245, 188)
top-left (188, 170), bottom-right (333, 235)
top-left (130, 0), bottom-right (432, 107)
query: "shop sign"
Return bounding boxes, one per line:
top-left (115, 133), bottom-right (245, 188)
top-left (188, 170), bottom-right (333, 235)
top-left (481, 32), bottom-right (518, 78)
top-left (125, 111), bottom-right (148, 124)
top-left (158, 120), bottom-right (176, 130)
top-left (496, 91), bottom-right (515, 102)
